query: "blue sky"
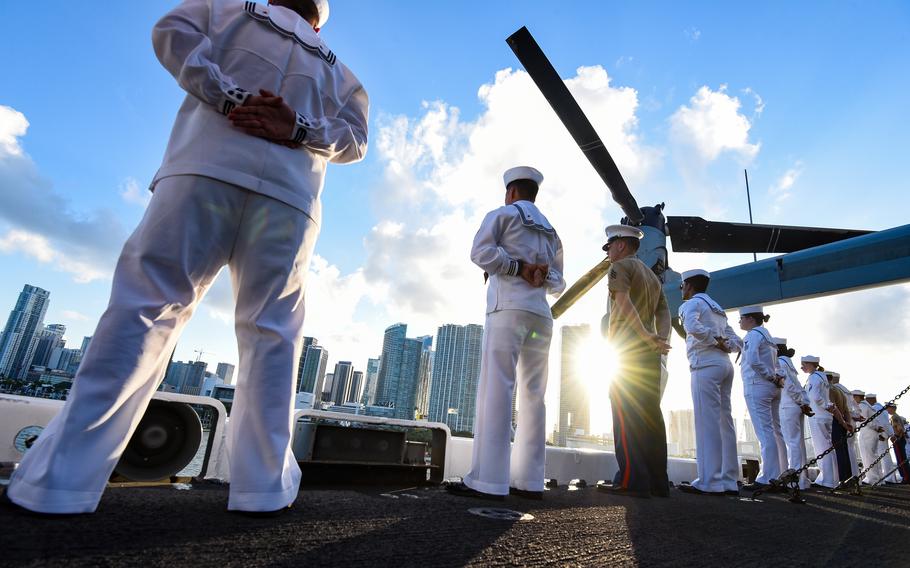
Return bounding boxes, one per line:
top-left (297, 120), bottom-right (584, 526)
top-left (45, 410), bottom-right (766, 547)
top-left (2, 1), bottom-right (909, 430)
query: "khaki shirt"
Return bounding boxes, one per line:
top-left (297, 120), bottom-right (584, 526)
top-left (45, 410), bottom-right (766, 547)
top-left (607, 257), bottom-right (670, 347)
top-left (829, 385), bottom-right (849, 420)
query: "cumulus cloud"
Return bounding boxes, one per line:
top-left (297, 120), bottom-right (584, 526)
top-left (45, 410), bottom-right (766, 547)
top-left (119, 177), bottom-right (150, 207)
top-left (670, 85), bottom-right (761, 163)
top-left (362, 66), bottom-right (660, 338)
top-left (0, 105), bottom-right (29, 156)
top-left (769, 161), bottom-right (804, 212)
top-left (0, 106), bottom-right (128, 282)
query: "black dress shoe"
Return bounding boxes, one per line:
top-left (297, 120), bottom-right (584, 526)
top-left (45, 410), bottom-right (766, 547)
top-left (444, 481), bottom-right (505, 501)
top-left (509, 487), bottom-right (544, 500)
top-left (596, 482), bottom-right (650, 499)
top-left (230, 504), bottom-right (293, 518)
top-left (677, 484), bottom-right (724, 497)
top-left (742, 482), bottom-right (767, 492)
top-left (724, 490), bottom-right (740, 496)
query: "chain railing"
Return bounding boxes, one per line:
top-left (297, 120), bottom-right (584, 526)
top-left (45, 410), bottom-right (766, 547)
top-left (871, 450), bottom-right (909, 487)
top-left (753, 382), bottom-right (910, 502)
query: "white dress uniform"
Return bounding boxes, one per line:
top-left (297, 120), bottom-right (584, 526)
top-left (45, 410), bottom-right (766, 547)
top-left (739, 312), bottom-right (786, 485)
top-left (7, 0), bottom-right (368, 514)
top-left (831, 381), bottom-right (860, 477)
top-left (465, 168), bottom-right (565, 496)
top-left (776, 351), bottom-right (811, 490)
top-left (679, 285), bottom-right (743, 493)
top-left (873, 402), bottom-right (900, 483)
top-left (804, 363), bottom-right (837, 487)
top-left (858, 398), bottom-right (884, 484)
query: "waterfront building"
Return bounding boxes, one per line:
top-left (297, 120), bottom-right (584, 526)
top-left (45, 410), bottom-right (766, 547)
top-left (0, 285), bottom-right (51, 379)
top-left (426, 324), bottom-right (483, 434)
top-left (557, 325), bottom-right (591, 447)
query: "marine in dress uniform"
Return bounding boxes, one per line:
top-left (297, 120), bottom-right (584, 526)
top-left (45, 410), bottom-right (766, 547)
top-left (738, 306), bottom-right (787, 489)
top-left (829, 373), bottom-right (860, 478)
top-left (855, 391), bottom-right (885, 485)
top-left (675, 269), bottom-right (743, 497)
top-left (773, 338), bottom-right (814, 490)
top-left (6, 0), bottom-right (368, 515)
top-left (802, 356), bottom-right (838, 488)
top-left (598, 225), bottom-right (672, 498)
top-left (448, 166), bottom-right (565, 500)
top-left (885, 404), bottom-right (910, 484)
top-left (826, 372), bottom-right (855, 483)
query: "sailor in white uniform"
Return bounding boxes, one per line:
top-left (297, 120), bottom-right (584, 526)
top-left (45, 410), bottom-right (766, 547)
top-left (676, 269), bottom-right (743, 496)
top-left (448, 166), bottom-right (565, 500)
top-left (738, 306), bottom-right (787, 489)
top-left (869, 394), bottom-right (901, 484)
top-left (773, 338), bottom-right (814, 490)
top-left (6, 0), bottom-right (369, 515)
top-left (829, 373), bottom-right (860, 478)
top-left (802, 356), bottom-right (838, 488)
top-left (855, 390), bottom-right (884, 485)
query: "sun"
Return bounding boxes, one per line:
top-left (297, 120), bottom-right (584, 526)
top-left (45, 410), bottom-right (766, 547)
top-left (573, 337), bottom-right (620, 405)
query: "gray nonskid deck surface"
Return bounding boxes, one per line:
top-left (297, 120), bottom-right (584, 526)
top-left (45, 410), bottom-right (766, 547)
top-left (3, 483), bottom-right (909, 567)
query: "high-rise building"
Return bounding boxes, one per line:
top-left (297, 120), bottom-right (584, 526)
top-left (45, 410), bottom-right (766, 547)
top-left (361, 357), bottom-right (380, 405)
top-left (295, 337), bottom-right (318, 391)
top-left (557, 324), bottom-right (591, 447)
top-left (79, 336), bottom-right (92, 355)
top-left (0, 285), bottom-right (51, 379)
top-left (321, 373), bottom-right (334, 402)
top-left (299, 344), bottom-right (328, 395)
top-left (215, 362), bottom-right (235, 385)
top-left (347, 371), bottom-right (364, 404)
top-left (330, 361), bottom-right (353, 405)
top-left (30, 324), bottom-right (67, 369)
top-left (427, 323), bottom-right (483, 434)
top-left (163, 360), bottom-right (208, 395)
top-left (742, 417), bottom-right (758, 443)
top-left (414, 335), bottom-right (434, 418)
top-left (667, 409), bottom-right (697, 457)
top-left (374, 324), bottom-right (425, 419)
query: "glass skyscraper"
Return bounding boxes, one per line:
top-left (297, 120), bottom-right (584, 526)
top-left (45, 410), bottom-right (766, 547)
top-left (557, 324), bottom-right (591, 447)
top-left (427, 323), bottom-right (483, 434)
top-left (0, 284), bottom-right (51, 379)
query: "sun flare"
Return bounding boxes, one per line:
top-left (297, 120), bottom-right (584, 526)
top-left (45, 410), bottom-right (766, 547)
top-left (573, 337), bottom-right (620, 407)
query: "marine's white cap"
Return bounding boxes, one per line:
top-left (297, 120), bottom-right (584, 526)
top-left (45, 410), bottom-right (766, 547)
top-left (503, 166), bottom-right (543, 189)
top-left (801, 355), bottom-right (820, 364)
top-left (313, 0), bottom-right (330, 28)
top-left (604, 224), bottom-right (644, 242)
top-left (851, 389), bottom-right (865, 396)
top-left (681, 269), bottom-right (710, 281)
top-left (866, 393), bottom-right (878, 398)
top-left (886, 402), bottom-right (897, 408)
top-left (739, 305), bottom-right (764, 316)
top-left (772, 337), bottom-right (787, 345)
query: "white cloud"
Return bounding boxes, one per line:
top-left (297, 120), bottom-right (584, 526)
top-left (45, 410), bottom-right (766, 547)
top-left (670, 85), bottom-right (761, 163)
top-left (742, 87), bottom-right (765, 116)
top-left (0, 106), bottom-right (127, 283)
top-left (684, 27), bottom-right (702, 41)
top-left (119, 177), bottom-right (150, 207)
top-left (0, 229), bottom-right (109, 282)
top-left (61, 310), bottom-right (90, 322)
top-left (769, 161), bottom-right (804, 212)
top-left (0, 105), bottom-right (28, 157)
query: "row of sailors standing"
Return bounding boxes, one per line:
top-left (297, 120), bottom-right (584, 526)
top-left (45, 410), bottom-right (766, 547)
top-left (676, 268), bottom-right (910, 496)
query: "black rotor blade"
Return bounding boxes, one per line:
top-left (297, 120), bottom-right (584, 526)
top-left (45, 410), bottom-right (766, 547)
top-left (506, 27), bottom-right (644, 224)
top-left (667, 216), bottom-right (873, 253)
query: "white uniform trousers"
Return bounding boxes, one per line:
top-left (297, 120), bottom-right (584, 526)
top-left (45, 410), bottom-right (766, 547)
top-left (690, 362), bottom-right (739, 492)
top-left (808, 415), bottom-right (837, 487)
top-left (859, 431), bottom-right (883, 484)
top-left (464, 309), bottom-right (552, 495)
top-left (881, 439), bottom-right (900, 483)
top-left (779, 404), bottom-right (811, 490)
top-left (744, 381), bottom-right (786, 485)
top-left (7, 176), bottom-right (318, 514)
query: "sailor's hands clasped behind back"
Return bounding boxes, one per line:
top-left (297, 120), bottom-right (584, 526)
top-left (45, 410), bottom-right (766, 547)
top-left (520, 263), bottom-right (548, 288)
top-left (228, 89), bottom-right (301, 148)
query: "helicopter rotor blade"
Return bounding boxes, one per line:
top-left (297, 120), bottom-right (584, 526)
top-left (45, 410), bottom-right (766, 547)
top-left (667, 216), bottom-right (873, 253)
top-left (507, 27), bottom-right (644, 225)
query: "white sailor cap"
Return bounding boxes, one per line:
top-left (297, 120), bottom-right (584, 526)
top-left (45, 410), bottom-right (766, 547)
top-left (313, 0), bottom-right (330, 28)
top-left (739, 305), bottom-right (764, 316)
top-left (503, 166), bottom-right (544, 189)
top-left (866, 393), bottom-right (878, 398)
top-left (801, 355), bottom-right (820, 364)
top-left (681, 269), bottom-right (710, 281)
top-left (772, 337), bottom-right (787, 345)
top-left (851, 389), bottom-right (865, 396)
